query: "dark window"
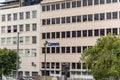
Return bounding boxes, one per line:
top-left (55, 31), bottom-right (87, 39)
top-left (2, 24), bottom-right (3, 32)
top-left (56, 32), bottom-right (60, 38)
top-left (42, 47), bottom-right (45, 53)
top-left (72, 63), bottom-right (76, 69)
top-left (52, 4), bottom-right (55, 10)
top-left (56, 4), bottom-right (60, 10)
top-left (66, 2), bottom-right (70, 8)
top-left (56, 18), bottom-right (60, 24)
top-left (106, 28), bottom-right (111, 34)
top-left (83, 46), bottom-right (87, 51)
top-left (7, 26), bottom-right (11, 33)
top-left (94, 29), bottom-right (99, 36)
top-left (66, 47), bottom-right (70, 53)
top-left (56, 63), bottom-right (60, 69)
top-left (100, 13), bottom-right (105, 20)
top-left (83, 30), bottom-right (87, 37)
top-left (62, 17), bottom-right (65, 24)
top-left (47, 33), bottom-right (50, 39)
top-left (100, 0), bottom-right (105, 4)
top-left (88, 14), bottom-right (93, 21)
top-left (72, 31), bottom-right (76, 37)
top-left (106, 0), bottom-right (111, 3)
top-left (42, 33), bottom-right (46, 39)
top-left (51, 63), bottom-right (55, 69)
top-left (94, 14), bottom-right (99, 21)
top-left (83, 0), bottom-right (87, 6)
top-left (106, 12), bottom-right (111, 19)
top-left (88, 0), bottom-right (92, 6)
top-left (56, 47), bottom-right (60, 53)
top-left (77, 30), bottom-right (81, 37)
top-left (47, 47), bottom-right (50, 53)
top-left (61, 3), bottom-right (65, 9)
top-left (42, 62), bottom-right (45, 68)
top-left (83, 15), bottom-right (87, 22)
top-left (42, 19), bottom-right (46, 25)
top-left (46, 62), bottom-right (50, 68)
top-left (77, 46), bottom-right (81, 53)
top-left (52, 18), bottom-right (55, 24)
top-left (66, 31), bottom-right (70, 38)
top-left (51, 47), bottom-right (55, 53)
top-left (112, 12), bottom-right (118, 19)
top-left (77, 16), bottom-right (81, 22)
top-left (47, 19), bottom-right (50, 25)
top-left (66, 17), bottom-right (71, 23)
top-left (13, 25), bottom-right (17, 32)
top-left (100, 29), bottom-right (105, 36)
top-left (94, 0), bottom-right (99, 5)
top-left (88, 30), bottom-right (93, 37)
top-left (72, 46), bottom-right (76, 53)
top-left (77, 63), bottom-right (81, 69)
top-left (42, 6), bottom-right (45, 11)
top-left (46, 5), bottom-right (50, 11)
top-left (112, 0), bottom-right (117, 3)
top-left (72, 1), bottom-right (77, 8)
top-left (52, 32), bottom-right (55, 38)
top-left (77, 1), bottom-right (81, 7)
top-left (61, 47), bottom-right (65, 53)
top-left (72, 16), bottom-right (76, 23)
top-left (113, 28), bottom-right (118, 35)
top-left (62, 32), bottom-right (65, 38)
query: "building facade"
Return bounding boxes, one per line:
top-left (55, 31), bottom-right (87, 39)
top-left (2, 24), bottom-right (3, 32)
top-left (0, 0), bottom-right (120, 79)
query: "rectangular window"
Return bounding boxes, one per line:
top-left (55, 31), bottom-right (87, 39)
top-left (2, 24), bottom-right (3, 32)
top-left (1, 38), bottom-right (5, 45)
top-left (83, 30), bottom-right (87, 37)
top-left (72, 46), bottom-right (76, 53)
top-left (106, 28), bottom-right (111, 34)
top-left (47, 19), bottom-right (50, 25)
top-left (77, 63), bottom-right (81, 69)
top-left (72, 31), bottom-right (76, 37)
top-left (77, 30), bottom-right (81, 37)
top-left (19, 49), bottom-right (23, 57)
top-left (100, 0), bottom-right (105, 4)
top-left (7, 26), bottom-right (11, 33)
top-left (26, 11), bottom-right (30, 19)
top-left (61, 47), bottom-right (65, 53)
top-left (56, 32), bottom-right (60, 38)
top-left (2, 15), bottom-right (5, 22)
top-left (19, 25), bottom-right (24, 32)
top-left (25, 49), bottom-right (30, 57)
top-left (1, 26), bottom-right (5, 33)
top-left (94, 14), bottom-right (99, 21)
top-left (83, 15), bottom-right (87, 22)
top-left (13, 13), bottom-right (17, 20)
top-left (19, 12), bottom-right (24, 20)
top-left (72, 16), bottom-right (76, 23)
top-left (13, 25), bottom-right (17, 32)
top-left (19, 37), bottom-right (23, 44)
top-left (62, 17), bottom-right (65, 24)
top-left (112, 12), bottom-right (118, 19)
top-left (113, 28), bottom-right (118, 35)
top-left (47, 33), bottom-right (50, 39)
top-left (83, 0), bottom-right (87, 6)
top-left (7, 37), bottom-right (11, 45)
top-left (61, 3), bottom-right (65, 9)
top-left (42, 47), bottom-right (45, 54)
top-left (106, 12), bottom-right (111, 19)
top-left (56, 63), bottom-right (60, 69)
top-left (56, 4), bottom-right (60, 10)
top-left (106, 0), bottom-right (111, 3)
top-left (56, 47), bottom-right (60, 53)
top-left (25, 36), bottom-right (30, 44)
top-left (13, 37), bottom-right (17, 44)
top-left (112, 0), bottom-right (117, 3)
top-left (52, 32), bottom-right (55, 38)
top-left (66, 2), bottom-right (70, 8)
top-left (88, 0), bottom-right (92, 6)
top-left (94, 0), bottom-right (99, 5)
top-left (32, 49), bottom-right (36, 57)
top-left (72, 1), bottom-right (77, 8)
top-left (42, 19), bottom-right (46, 25)
top-left (77, 16), bottom-right (81, 22)
top-left (52, 18), bottom-right (55, 24)
top-left (56, 18), bottom-right (60, 24)
top-left (77, 1), bottom-right (81, 7)
top-left (32, 36), bottom-right (37, 44)
top-left (77, 46), bottom-right (81, 53)
top-left (51, 47), bottom-right (55, 53)
top-left (62, 32), bottom-right (65, 38)
top-left (47, 47), bottom-right (50, 53)
top-left (66, 17), bottom-right (71, 23)
top-left (66, 47), bottom-right (70, 53)
top-left (42, 33), bottom-right (46, 39)
top-left (52, 4), bottom-right (55, 10)
top-left (26, 24), bottom-right (30, 31)
top-left (66, 31), bottom-right (70, 38)
top-left (100, 13), bottom-right (105, 20)
top-left (72, 63), bottom-right (76, 69)
top-left (32, 10), bottom-right (37, 18)
top-left (88, 30), bottom-right (93, 37)
top-left (94, 29), bottom-right (99, 36)
top-left (42, 6), bottom-right (46, 11)
top-left (100, 29), bottom-right (105, 36)
top-left (46, 5), bottom-right (50, 11)
top-left (32, 23), bottom-right (37, 31)
top-left (88, 14), bottom-right (93, 21)
top-left (7, 14), bottom-right (11, 21)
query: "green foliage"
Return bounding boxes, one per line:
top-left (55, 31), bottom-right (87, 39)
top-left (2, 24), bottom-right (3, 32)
top-left (0, 48), bottom-right (17, 77)
top-left (82, 34), bottom-right (120, 80)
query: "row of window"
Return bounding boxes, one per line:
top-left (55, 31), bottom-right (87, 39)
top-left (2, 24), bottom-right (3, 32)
top-left (42, 0), bottom-right (118, 12)
top-left (18, 49), bottom-right (37, 57)
top-left (42, 46), bottom-right (91, 54)
top-left (41, 62), bottom-right (87, 70)
top-left (1, 36), bottom-right (37, 45)
top-left (42, 11), bottom-right (119, 25)
top-left (42, 28), bottom-right (118, 39)
top-left (1, 23), bottom-right (37, 33)
top-left (1, 10), bottom-right (37, 22)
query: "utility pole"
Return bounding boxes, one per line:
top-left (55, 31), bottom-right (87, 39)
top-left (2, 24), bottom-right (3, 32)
top-left (16, 32), bottom-right (19, 80)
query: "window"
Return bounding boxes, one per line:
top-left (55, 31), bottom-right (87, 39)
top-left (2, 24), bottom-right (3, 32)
top-left (51, 62), bottom-right (55, 69)
top-left (66, 17), bottom-right (71, 23)
top-left (52, 18), bottom-right (55, 24)
top-left (47, 19), bottom-right (50, 25)
top-left (42, 33), bottom-right (46, 39)
top-left (61, 3), bottom-right (65, 9)
top-left (26, 24), bottom-right (30, 31)
top-left (88, 30), bottom-right (93, 37)
top-left (32, 36), bottom-right (37, 44)
top-left (83, 15), bottom-right (87, 22)
top-left (72, 31), bottom-right (76, 37)
top-left (7, 26), bottom-right (11, 33)
top-left (83, 0), bottom-right (87, 6)
top-left (77, 16), bottom-right (81, 22)
top-left (2, 15), bottom-right (5, 22)
top-left (46, 62), bottom-right (50, 68)
top-left (61, 47), bottom-right (65, 53)
top-left (1, 38), bottom-right (5, 45)
top-left (88, 14), bottom-right (93, 21)
top-left (66, 47), bottom-right (70, 53)
top-left (106, 0), bottom-right (111, 3)
top-left (94, 29), bottom-right (99, 36)
top-left (32, 49), bottom-right (36, 57)
top-left (113, 28), bottom-right (118, 35)
top-left (42, 6), bottom-right (45, 11)
top-left (19, 37), bottom-right (23, 44)
top-left (100, 0), bottom-right (105, 4)
top-left (26, 11), bottom-right (30, 19)
top-left (13, 13), bottom-right (17, 20)
top-left (94, 14), bottom-right (99, 20)
top-left (25, 36), bottom-right (30, 44)
top-left (56, 32), bottom-right (60, 38)
top-left (42, 19), bottom-right (46, 25)
top-left (88, 0), bottom-right (92, 6)
top-left (100, 13), bottom-right (105, 20)
top-left (106, 28), bottom-right (111, 34)
top-left (1, 26), bottom-right (5, 33)
top-left (47, 33), bottom-right (50, 39)
top-left (7, 14), bottom-right (11, 21)
top-left (13, 37), bottom-right (17, 44)
top-left (19, 12), bottom-right (24, 20)
top-left (72, 1), bottom-right (77, 8)
top-left (66, 31), bottom-right (70, 38)
top-left (42, 47), bottom-right (45, 53)
top-left (51, 47), bottom-right (55, 53)
top-left (77, 63), bottom-right (81, 69)
top-left (52, 4), bottom-right (55, 10)
top-left (100, 29), bottom-right (105, 36)
top-left (7, 37), bottom-right (11, 45)
top-left (112, 12), bottom-right (118, 19)
top-left (94, 0), bottom-right (99, 5)
top-left (56, 4), bottom-right (60, 10)
top-left (56, 47), bottom-right (60, 53)
top-left (72, 46), bottom-right (76, 53)
top-left (77, 46), bottom-right (81, 53)
top-left (52, 32), bottom-right (55, 38)
top-left (25, 49), bottom-right (30, 57)
top-left (72, 63), bottom-right (76, 69)
top-left (62, 17), bottom-right (65, 23)
top-left (56, 18), bottom-right (60, 24)
top-left (32, 10), bottom-right (37, 18)
top-left (62, 32), bottom-right (65, 38)
top-left (83, 46), bottom-right (87, 51)
top-left (47, 47), bottom-right (50, 53)
top-left (66, 2), bottom-right (70, 8)
top-left (72, 16), bottom-right (76, 23)
top-left (32, 23), bottom-right (37, 31)
top-left (83, 30), bottom-right (87, 37)
top-left (112, 0), bottom-right (117, 3)
top-left (77, 30), bottom-right (81, 37)
top-left (46, 5), bottom-right (50, 11)
top-left (19, 49), bottom-right (23, 57)
top-left (19, 25), bottom-right (24, 32)
top-left (106, 12), bottom-right (111, 19)
top-left (77, 1), bottom-right (81, 7)
top-left (56, 63), bottom-right (60, 69)
top-left (13, 25), bottom-right (17, 32)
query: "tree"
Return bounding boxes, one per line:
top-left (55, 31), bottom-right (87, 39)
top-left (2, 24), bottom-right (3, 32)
top-left (0, 48), bottom-right (18, 78)
top-left (82, 34), bottom-right (120, 80)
